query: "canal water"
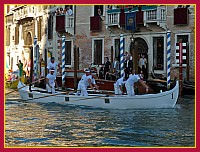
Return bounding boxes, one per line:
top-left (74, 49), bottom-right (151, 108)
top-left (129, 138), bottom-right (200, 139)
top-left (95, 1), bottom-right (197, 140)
top-left (5, 95), bottom-right (195, 147)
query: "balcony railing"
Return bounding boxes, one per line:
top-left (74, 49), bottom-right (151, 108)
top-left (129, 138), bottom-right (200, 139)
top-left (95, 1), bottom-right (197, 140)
top-left (56, 14), bottom-right (74, 35)
top-left (13, 6), bottom-right (35, 22)
top-left (65, 15), bottom-right (74, 35)
top-left (143, 6), bottom-right (166, 26)
top-left (106, 9), bottom-right (121, 28)
top-left (106, 6), bottom-right (166, 29)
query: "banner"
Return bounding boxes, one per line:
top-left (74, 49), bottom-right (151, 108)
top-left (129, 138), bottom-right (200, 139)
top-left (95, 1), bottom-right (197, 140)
top-left (125, 12), bottom-right (136, 31)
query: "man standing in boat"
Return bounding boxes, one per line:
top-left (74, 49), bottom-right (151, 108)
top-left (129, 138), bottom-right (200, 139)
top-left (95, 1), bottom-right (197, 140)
top-left (47, 57), bottom-right (59, 76)
top-left (46, 68), bottom-right (56, 94)
top-left (114, 77), bottom-right (126, 95)
top-left (76, 69), bottom-right (99, 96)
top-left (125, 74), bottom-right (149, 96)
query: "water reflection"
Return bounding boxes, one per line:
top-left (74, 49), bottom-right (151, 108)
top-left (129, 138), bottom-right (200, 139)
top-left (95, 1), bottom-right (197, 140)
top-left (5, 96), bottom-right (195, 147)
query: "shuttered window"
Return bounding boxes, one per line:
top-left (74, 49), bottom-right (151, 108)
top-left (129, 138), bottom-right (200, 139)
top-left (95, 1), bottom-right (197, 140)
top-left (90, 16), bottom-right (101, 31)
top-left (48, 15), bottom-right (53, 39)
top-left (120, 8), bottom-right (125, 27)
top-left (174, 7), bottom-right (188, 25)
top-left (136, 11), bottom-right (144, 24)
top-left (37, 17), bottom-right (42, 41)
top-left (56, 15), bottom-right (65, 32)
top-left (6, 27), bottom-right (10, 46)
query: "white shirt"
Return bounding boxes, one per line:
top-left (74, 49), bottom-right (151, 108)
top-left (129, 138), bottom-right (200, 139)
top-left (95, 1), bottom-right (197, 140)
top-left (115, 77), bottom-right (126, 87)
top-left (46, 73), bottom-right (56, 86)
top-left (47, 62), bottom-right (58, 70)
top-left (126, 75), bottom-right (140, 86)
top-left (67, 9), bottom-right (73, 16)
top-left (79, 74), bottom-right (93, 87)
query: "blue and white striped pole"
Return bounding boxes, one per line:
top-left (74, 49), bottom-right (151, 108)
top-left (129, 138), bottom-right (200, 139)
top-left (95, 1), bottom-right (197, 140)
top-left (33, 36), bottom-right (37, 81)
top-left (62, 35), bottom-right (66, 87)
top-left (120, 34), bottom-right (124, 78)
top-left (167, 31), bottom-right (171, 90)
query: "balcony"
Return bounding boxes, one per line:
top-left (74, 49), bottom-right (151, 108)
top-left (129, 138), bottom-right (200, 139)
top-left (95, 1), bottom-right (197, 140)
top-left (106, 9), bottom-right (121, 28)
top-left (106, 6), bottom-right (166, 30)
top-left (65, 15), bottom-right (74, 35)
top-left (143, 6), bottom-right (166, 28)
top-left (56, 14), bottom-right (74, 35)
top-left (13, 6), bottom-right (35, 22)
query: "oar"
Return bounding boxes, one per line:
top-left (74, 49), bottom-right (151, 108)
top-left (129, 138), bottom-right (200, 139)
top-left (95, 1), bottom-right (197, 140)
top-left (20, 92), bottom-right (65, 102)
top-left (6, 77), bottom-right (45, 95)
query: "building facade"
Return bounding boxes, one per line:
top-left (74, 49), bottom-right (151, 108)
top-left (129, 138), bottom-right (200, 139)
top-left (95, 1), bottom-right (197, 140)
top-left (5, 5), bottom-right (195, 81)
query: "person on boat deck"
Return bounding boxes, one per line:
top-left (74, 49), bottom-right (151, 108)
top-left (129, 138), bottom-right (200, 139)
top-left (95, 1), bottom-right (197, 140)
top-left (125, 74), bottom-right (149, 96)
top-left (114, 77), bottom-right (126, 95)
top-left (46, 69), bottom-right (56, 94)
top-left (47, 57), bottom-right (59, 76)
top-left (76, 69), bottom-right (99, 96)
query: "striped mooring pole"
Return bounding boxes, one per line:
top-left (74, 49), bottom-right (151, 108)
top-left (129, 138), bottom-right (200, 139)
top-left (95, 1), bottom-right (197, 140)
top-left (167, 31), bottom-right (171, 90)
top-left (62, 35), bottom-right (66, 87)
top-left (33, 36), bottom-right (37, 81)
top-left (120, 34), bottom-right (124, 78)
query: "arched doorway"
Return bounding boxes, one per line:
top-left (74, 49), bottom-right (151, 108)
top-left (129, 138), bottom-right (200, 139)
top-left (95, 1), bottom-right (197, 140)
top-left (130, 37), bottom-right (148, 79)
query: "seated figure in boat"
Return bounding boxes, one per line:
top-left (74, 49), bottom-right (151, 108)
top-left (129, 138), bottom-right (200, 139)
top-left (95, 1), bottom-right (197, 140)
top-left (114, 77), bottom-right (126, 95)
top-left (46, 68), bottom-right (56, 94)
top-left (76, 69), bottom-right (99, 96)
top-left (125, 74), bottom-right (149, 96)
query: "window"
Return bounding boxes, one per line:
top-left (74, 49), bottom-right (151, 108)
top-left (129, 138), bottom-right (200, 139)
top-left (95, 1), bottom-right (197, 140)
top-left (153, 37), bottom-right (164, 70)
top-left (65, 41), bottom-right (72, 65)
top-left (6, 27), bottom-right (10, 46)
top-left (15, 24), bottom-right (19, 45)
top-left (94, 40), bottom-right (103, 65)
top-left (48, 14), bottom-right (53, 39)
top-left (56, 15), bottom-right (65, 32)
top-left (94, 5), bottom-right (103, 16)
top-left (90, 16), bottom-right (101, 31)
top-left (37, 17), bottom-right (42, 41)
top-left (174, 7), bottom-right (188, 25)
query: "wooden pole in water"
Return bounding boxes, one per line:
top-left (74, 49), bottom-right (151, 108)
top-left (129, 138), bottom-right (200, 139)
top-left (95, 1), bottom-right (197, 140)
top-left (179, 42), bottom-right (183, 97)
top-left (134, 41), bottom-right (138, 74)
top-left (186, 42), bottom-right (189, 82)
top-left (111, 46), bottom-right (113, 65)
top-left (44, 48), bottom-right (47, 89)
top-left (74, 46), bottom-right (78, 90)
top-left (29, 46), bottom-right (33, 92)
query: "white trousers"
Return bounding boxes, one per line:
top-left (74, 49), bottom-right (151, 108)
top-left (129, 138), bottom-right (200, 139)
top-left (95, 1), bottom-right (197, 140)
top-left (77, 82), bottom-right (88, 96)
top-left (114, 83), bottom-right (122, 95)
top-left (125, 83), bottom-right (135, 96)
top-left (46, 84), bottom-right (55, 94)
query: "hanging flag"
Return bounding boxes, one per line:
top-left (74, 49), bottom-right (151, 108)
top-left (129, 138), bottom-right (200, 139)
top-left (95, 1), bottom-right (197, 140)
top-left (125, 12), bottom-right (136, 31)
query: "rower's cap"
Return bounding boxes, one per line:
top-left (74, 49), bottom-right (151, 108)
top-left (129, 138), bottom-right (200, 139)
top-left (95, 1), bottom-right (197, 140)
top-left (85, 69), bottom-right (90, 73)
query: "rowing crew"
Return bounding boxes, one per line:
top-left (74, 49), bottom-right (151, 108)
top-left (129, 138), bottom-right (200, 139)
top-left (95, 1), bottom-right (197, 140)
top-left (114, 74), bottom-right (149, 96)
top-left (46, 68), bottom-right (148, 96)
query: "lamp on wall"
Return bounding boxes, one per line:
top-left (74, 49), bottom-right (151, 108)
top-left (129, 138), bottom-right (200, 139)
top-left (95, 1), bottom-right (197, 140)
top-left (130, 34), bottom-right (135, 43)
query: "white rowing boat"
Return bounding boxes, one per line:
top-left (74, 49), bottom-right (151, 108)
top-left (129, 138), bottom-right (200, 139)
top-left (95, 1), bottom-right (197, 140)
top-left (17, 81), bottom-right (179, 109)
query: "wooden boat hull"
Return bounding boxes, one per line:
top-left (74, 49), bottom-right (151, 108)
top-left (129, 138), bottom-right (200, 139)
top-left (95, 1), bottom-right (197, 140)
top-left (18, 81), bottom-right (179, 109)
